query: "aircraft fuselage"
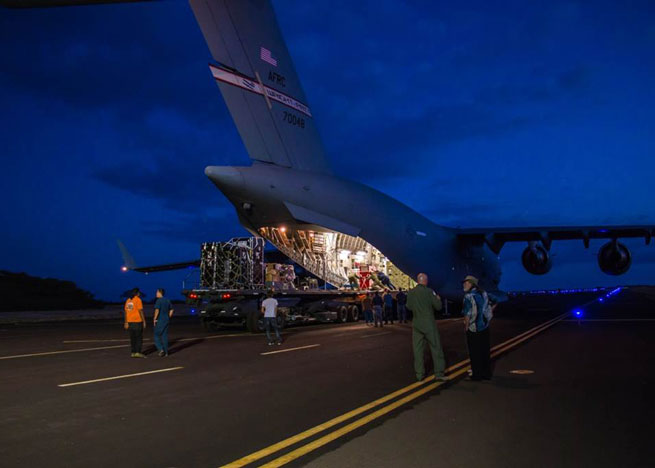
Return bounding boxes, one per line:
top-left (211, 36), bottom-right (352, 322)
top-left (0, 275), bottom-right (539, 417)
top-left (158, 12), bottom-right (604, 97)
top-left (206, 164), bottom-right (501, 299)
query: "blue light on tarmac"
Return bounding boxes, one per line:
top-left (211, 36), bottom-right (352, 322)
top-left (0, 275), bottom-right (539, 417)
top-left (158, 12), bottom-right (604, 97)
top-left (573, 309), bottom-right (583, 317)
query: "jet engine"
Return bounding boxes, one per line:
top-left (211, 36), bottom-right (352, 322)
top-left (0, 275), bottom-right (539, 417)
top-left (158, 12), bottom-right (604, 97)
top-left (521, 243), bottom-right (552, 275)
top-left (597, 241), bottom-right (631, 275)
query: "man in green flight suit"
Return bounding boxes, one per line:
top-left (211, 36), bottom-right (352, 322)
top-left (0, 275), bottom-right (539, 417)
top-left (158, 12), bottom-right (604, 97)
top-left (406, 273), bottom-right (448, 382)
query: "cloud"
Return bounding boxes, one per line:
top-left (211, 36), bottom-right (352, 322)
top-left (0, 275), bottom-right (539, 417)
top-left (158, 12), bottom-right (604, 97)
top-left (142, 208), bottom-right (245, 245)
top-left (0, 3), bottom-right (217, 123)
top-left (93, 154), bottom-right (218, 212)
top-left (328, 101), bottom-right (535, 181)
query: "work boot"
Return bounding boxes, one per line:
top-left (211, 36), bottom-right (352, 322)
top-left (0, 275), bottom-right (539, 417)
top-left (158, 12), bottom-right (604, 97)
top-left (158, 350), bottom-right (165, 357)
top-left (133, 353), bottom-right (147, 358)
top-left (130, 353), bottom-right (136, 358)
top-left (435, 375), bottom-right (449, 382)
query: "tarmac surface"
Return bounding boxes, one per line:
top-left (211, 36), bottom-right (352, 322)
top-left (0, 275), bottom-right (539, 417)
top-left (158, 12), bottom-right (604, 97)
top-left (0, 291), bottom-right (653, 467)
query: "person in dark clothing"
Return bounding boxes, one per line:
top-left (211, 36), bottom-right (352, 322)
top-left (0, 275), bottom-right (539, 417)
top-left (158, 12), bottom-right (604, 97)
top-left (362, 293), bottom-right (373, 326)
top-left (383, 289), bottom-right (394, 324)
top-left (396, 288), bottom-right (407, 323)
top-left (462, 275), bottom-right (497, 381)
top-left (372, 291), bottom-right (384, 327)
top-left (376, 271), bottom-right (395, 290)
top-left (153, 288), bottom-right (174, 357)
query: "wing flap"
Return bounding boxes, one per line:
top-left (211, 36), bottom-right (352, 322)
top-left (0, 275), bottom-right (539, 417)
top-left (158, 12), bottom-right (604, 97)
top-left (457, 226), bottom-right (655, 254)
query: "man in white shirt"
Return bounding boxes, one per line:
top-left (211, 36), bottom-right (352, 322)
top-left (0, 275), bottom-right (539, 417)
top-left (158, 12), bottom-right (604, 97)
top-left (261, 290), bottom-right (282, 345)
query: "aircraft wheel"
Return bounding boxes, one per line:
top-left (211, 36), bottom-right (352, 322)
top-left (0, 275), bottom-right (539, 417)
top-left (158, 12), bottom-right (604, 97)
top-left (247, 308), bottom-right (264, 333)
top-left (337, 306), bottom-right (348, 323)
top-left (276, 314), bottom-right (286, 330)
top-left (349, 305), bottom-right (360, 322)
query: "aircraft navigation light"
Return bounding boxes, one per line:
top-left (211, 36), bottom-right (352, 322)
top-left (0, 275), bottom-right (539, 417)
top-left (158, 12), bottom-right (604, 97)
top-left (121, 266), bottom-right (128, 272)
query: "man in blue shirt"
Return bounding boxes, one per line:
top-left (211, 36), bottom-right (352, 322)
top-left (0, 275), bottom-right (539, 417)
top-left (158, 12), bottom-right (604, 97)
top-left (372, 291), bottom-right (384, 328)
top-left (153, 288), bottom-right (174, 357)
top-left (383, 289), bottom-right (394, 324)
top-left (462, 276), bottom-right (496, 380)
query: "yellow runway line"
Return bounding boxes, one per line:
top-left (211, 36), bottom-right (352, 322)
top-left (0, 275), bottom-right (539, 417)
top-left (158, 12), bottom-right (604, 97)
top-left (221, 312), bottom-right (568, 467)
top-left (220, 374), bottom-right (437, 467)
top-left (261, 367), bottom-right (470, 468)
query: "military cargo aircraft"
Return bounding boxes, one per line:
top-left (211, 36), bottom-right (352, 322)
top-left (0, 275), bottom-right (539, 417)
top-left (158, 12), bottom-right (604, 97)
top-left (4, 0), bottom-right (654, 298)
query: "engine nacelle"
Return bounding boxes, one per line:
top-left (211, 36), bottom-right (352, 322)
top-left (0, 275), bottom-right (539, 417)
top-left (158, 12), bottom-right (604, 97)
top-left (598, 241), bottom-right (631, 275)
top-left (522, 243), bottom-right (552, 275)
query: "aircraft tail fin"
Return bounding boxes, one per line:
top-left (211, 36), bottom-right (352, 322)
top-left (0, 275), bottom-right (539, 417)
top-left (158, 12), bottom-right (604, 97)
top-left (190, 0), bottom-right (332, 174)
top-left (117, 240), bottom-right (137, 270)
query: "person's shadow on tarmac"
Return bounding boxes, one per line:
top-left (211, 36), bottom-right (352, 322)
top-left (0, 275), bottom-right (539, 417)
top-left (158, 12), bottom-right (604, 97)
top-left (143, 338), bottom-right (205, 356)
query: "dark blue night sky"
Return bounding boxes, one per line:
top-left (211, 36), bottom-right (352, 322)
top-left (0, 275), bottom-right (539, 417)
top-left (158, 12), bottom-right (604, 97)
top-left (1, 0), bottom-right (654, 300)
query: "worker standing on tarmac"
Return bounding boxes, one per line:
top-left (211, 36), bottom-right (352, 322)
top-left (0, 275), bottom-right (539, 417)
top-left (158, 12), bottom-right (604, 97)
top-left (406, 273), bottom-right (447, 381)
top-left (153, 288), bottom-right (174, 357)
top-left (124, 288), bottom-right (147, 358)
top-left (396, 288), bottom-right (408, 323)
top-left (261, 290), bottom-right (282, 346)
top-left (383, 289), bottom-right (394, 325)
top-left (462, 275), bottom-right (495, 380)
top-left (362, 293), bottom-right (374, 326)
top-left (372, 291), bottom-right (384, 328)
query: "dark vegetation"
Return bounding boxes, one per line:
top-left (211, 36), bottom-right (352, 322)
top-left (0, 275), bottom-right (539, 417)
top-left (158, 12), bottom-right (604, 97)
top-left (0, 271), bottom-right (104, 311)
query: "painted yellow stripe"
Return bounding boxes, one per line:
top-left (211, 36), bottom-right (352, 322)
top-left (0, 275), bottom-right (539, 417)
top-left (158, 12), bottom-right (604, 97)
top-left (260, 313), bottom-right (568, 467)
top-left (490, 315), bottom-right (565, 357)
top-left (435, 313), bottom-right (566, 377)
top-left (58, 367), bottom-right (183, 387)
top-left (260, 344), bottom-right (320, 355)
top-left (261, 367), bottom-right (471, 467)
top-left (220, 373), bottom-right (436, 467)
top-left (221, 313), bottom-right (567, 467)
top-left (0, 344), bottom-right (129, 360)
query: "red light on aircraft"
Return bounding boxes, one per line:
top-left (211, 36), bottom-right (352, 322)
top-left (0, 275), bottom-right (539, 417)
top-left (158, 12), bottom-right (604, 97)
top-left (222, 293), bottom-right (231, 299)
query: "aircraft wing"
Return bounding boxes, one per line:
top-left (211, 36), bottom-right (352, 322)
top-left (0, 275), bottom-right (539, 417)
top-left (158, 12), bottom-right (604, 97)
top-left (126, 260), bottom-right (201, 274)
top-left (117, 240), bottom-right (199, 273)
top-left (456, 225), bottom-right (655, 254)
